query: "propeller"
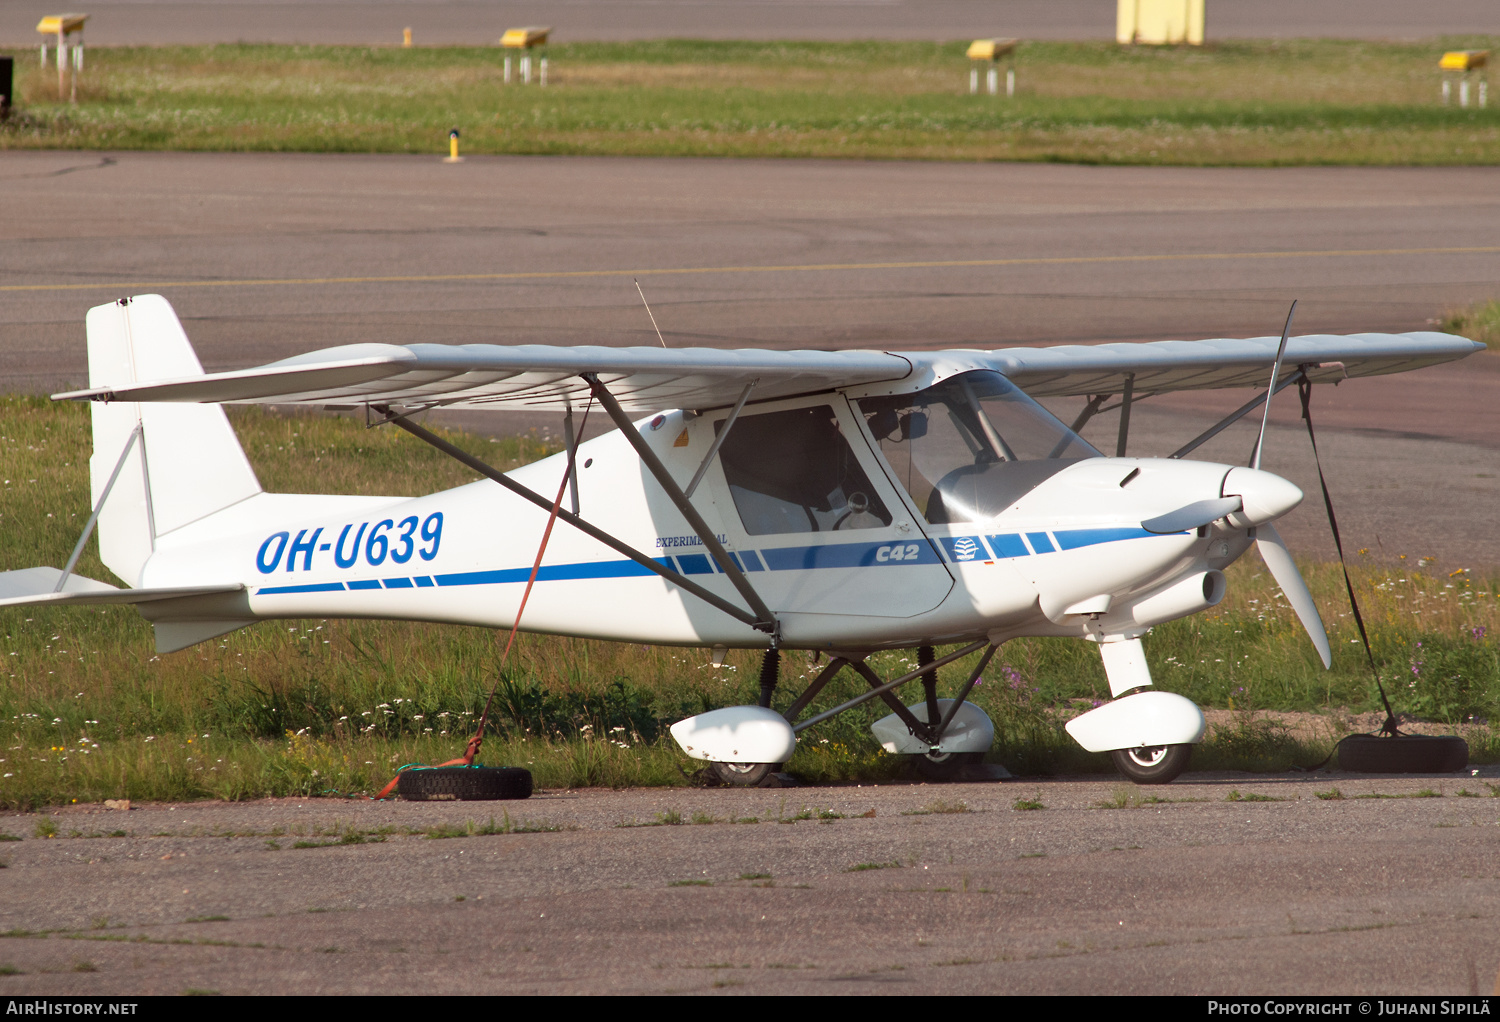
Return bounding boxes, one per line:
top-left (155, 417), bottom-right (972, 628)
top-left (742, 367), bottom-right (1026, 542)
top-left (1254, 521), bottom-right (1332, 669)
top-left (1249, 300), bottom-right (1296, 471)
top-left (1240, 299), bottom-right (1332, 668)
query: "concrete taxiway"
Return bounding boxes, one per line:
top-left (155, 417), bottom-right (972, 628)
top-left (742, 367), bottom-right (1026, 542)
top-left (2, 152), bottom-right (1497, 565)
top-left (1, 774), bottom-right (1497, 995)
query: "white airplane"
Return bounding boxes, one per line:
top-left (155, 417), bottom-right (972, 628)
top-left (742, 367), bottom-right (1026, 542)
top-left (0, 295), bottom-right (1483, 788)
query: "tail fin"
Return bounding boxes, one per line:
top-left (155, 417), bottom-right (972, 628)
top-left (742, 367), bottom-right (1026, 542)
top-left (86, 295), bottom-right (262, 587)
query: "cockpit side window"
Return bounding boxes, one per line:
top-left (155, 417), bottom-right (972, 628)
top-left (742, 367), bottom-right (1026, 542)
top-left (858, 370), bottom-right (1100, 524)
top-left (716, 405), bottom-right (892, 536)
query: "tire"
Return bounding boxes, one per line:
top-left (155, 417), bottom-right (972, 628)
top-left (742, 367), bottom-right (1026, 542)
top-left (397, 766), bottom-right (533, 801)
top-left (711, 762), bottom-right (777, 787)
top-left (1337, 734), bottom-right (1468, 774)
top-left (1111, 744), bottom-right (1192, 785)
top-left (912, 751), bottom-right (982, 782)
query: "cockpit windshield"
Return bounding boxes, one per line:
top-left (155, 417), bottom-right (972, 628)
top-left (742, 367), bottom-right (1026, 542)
top-left (857, 370), bottom-right (1100, 524)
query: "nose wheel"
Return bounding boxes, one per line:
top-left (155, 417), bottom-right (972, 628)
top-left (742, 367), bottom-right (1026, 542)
top-left (1110, 744), bottom-right (1191, 784)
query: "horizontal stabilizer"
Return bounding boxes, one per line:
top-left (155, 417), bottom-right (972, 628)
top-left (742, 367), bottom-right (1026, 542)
top-left (0, 567), bottom-right (243, 609)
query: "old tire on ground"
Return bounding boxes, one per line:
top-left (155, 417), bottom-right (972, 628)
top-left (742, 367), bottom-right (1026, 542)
top-left (1111, 744), bottom-right (1192, 785)
top-left (397, 766), bottom-right (533, 801)
top-left (711, 762), bottom-right (777, 787)
top-left (1336, 734), bottom-right (1468, 774)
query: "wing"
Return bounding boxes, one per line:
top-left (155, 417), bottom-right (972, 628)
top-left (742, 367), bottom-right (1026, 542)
top-left (55, 337), bottom-right (916, 412)
top-left (981, 332), bottom-right (1484, 398)
top-left (53, 296), bottom-right (1482, 410)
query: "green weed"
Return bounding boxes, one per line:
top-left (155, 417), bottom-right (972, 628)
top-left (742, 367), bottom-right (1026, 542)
top-left (1439, 300), bottom-right (1500, 351)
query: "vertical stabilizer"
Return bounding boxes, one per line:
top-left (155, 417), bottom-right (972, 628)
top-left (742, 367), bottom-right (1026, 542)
top-left (86, 295), bottom-right (262, 587)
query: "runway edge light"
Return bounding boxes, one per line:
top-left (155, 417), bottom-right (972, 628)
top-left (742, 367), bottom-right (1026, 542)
top-left (444, 127), bottom-right (463, 163)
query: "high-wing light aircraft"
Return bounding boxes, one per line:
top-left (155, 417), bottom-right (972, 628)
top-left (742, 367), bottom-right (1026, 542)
top-left (0, 296), bottom-right (1483, 786)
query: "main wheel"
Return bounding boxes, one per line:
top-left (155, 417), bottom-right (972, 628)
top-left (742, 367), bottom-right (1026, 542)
top-left (711, 761), bottom-right (777, 787)
top-left (397, 766), bottom-right (533, 801)
top-left (1110, 744), bottom-right (1191, 785)
top-left (912, 751), bottom-right (982, 781)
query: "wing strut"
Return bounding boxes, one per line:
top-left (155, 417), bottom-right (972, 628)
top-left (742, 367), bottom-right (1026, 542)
top-left (373, 405), bottom-right (770, 632)
top-left (56, 423), bottom-right (143, 592)
top-left (584, 375), bottom-right (778, 635)
top-left (684, 379), bottom-right (755, 499)
top-left (1115, 373), bottom-right (1135, 457)
top-left (562, 400), bottom-right (582, 515)
top-left (1166, 368), bottom-right (1307, 460)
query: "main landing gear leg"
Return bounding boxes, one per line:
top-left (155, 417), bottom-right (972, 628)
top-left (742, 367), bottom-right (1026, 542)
top-left (757, 647), bottom-right (779, 708)
top-left (711, 648), bottom-right (784, 787)
top-left (912, 644), bottom-right (971, 780)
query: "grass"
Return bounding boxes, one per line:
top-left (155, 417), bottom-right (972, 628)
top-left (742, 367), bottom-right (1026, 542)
top-left (2, 39), bottom-right (1500, 164)
top-left (1441, 300), bottom-right (1500, 350)
top-left (0, 395), bottom-right (1497, 807)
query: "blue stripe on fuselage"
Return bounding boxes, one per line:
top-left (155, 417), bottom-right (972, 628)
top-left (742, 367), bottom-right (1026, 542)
top-left (254, 526), bottom-right (1179, 596)
top-left (1052, 526), bottom-right (1168, 550)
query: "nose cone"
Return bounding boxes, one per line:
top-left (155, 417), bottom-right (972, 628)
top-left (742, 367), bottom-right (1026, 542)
top-left (1222, 467), bottom-right (1303, 526)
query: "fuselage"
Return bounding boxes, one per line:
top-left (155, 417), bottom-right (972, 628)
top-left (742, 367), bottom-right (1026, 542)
top-left (137, 377), bottom-right (1295, 651)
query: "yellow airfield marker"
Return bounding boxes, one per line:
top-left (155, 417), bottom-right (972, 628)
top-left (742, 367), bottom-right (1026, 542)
top-left (444, 127), bottom-right (463, 163)
top-left (501, 26), bottom-right (550, 86)
top-left (1439, 50), bottom-right (1489, 108)
top-left (37, 13), bottom-right (87, 102)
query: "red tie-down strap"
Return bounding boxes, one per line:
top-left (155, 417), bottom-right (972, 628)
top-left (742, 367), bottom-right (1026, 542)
top-left (375, 400), bottom-right (592, 799)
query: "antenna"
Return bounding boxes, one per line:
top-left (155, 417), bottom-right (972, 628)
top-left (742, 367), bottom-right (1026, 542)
top-left (634, 278), bottom-right (667, 348)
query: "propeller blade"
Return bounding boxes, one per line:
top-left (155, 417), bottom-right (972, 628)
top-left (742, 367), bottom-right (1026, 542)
top-left (1255, 521), bottom-right (1332, 669)
top-left (1250, 300), bottom-right (1298, 472)
top-left (1141, 496), bottom-right (1243, 534)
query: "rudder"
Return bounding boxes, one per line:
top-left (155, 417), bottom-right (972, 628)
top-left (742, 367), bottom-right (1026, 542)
top-left (86, 295), bottom-right (262, 587)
